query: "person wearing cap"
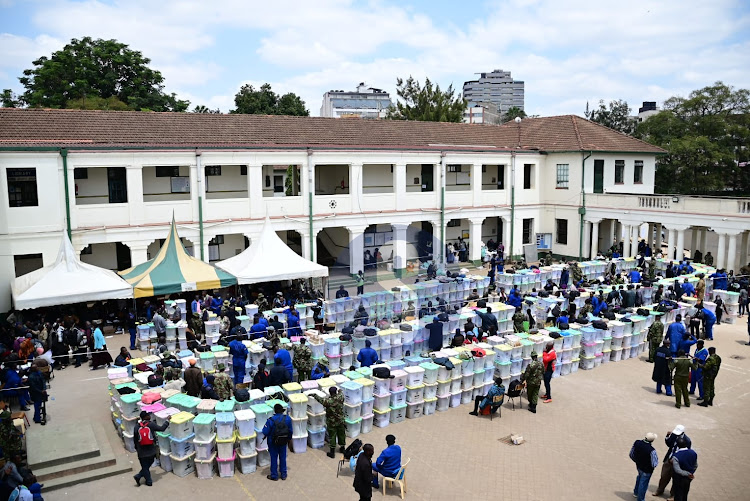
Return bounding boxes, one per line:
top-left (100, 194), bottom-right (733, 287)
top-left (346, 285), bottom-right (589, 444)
top-left (213, 363), bottom-right (234, 401)
top-left (313, 387), bottom-right (346, 458)
top-left (647, 313), bottom-right (665, 363)
top-left (697, 346), bottom-right (721, 407)
top-left (357, 340), bottom-right (379, 367)
top-left (372, 434), bottom-right (401, 489)
top-left (261, 403), bottom-right (292, 481)
top-left (273, 292), bottom-right (286, 309)
top-left (183, 358), bottom-right (203, 397)
top-left (520, 351), bottom-right (543, 413)
top-left (689, 340), bottom-right (708, 400)
top-left (469, 377), bottom-right (505, 417)
top-left (255, 292), bottom-right (270, 312)
top-left (311, 357), bottom-right (330, 380)
top-left (133, 410), bottom-right (170, 487)
top-left (653, 425), bottom-right (691, 497)
top-left (670, 436), bottom-right (698, 500)
top-left (630, 432), bottom-right (658, 501)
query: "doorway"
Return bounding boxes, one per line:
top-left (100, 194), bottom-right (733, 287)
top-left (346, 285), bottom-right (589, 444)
top-left (421, 164), bottom-right (433, 192)
top-left (107, 167), bottom-right (127, 203)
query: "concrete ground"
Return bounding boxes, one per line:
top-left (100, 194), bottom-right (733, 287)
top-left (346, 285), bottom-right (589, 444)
top-left (37, 317), bottom-right (750, 501)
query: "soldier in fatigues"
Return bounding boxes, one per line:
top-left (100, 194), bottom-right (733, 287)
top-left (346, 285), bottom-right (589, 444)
top-left (646, 314), bottom-right (664, 363)
top-left (213, 363), bottom-right (234, 401)
top-left (521, 351), bottom-right (544, 413)
top-left (542, 251), bottom-right (553, 267)
top-left (669, 350), bottom-right (692, 409)
top-left (255, 293), bottom-right (270, 313)
top-left (571, 263), bottom-right (583, 285)
top-left (512, 307), bottom-right (527, 333)
top-left (293, 337), bottom-right (313, 382)
top-left (698, 347), bottom-right (721, 407)
top-left (314, 386), bottom-right (346, 458)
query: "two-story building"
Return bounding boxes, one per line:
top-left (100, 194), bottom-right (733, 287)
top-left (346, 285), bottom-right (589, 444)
top-left (1, 109), bottom-right (748, 311)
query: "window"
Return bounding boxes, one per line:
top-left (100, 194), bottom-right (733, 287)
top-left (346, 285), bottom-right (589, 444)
top-left (7, 168), bottom-right (38, 207)
top-left (523, 164), bottom-right (534, 189)
top-left (447, 165), bottom-right (462, 173)
top-left (522, 218), bottom-right (533, 245)
top-left (556, 218), bottom-right (568, 244)
top-left (634, 160), bottom-right (643, 184)
top-left (615, 160), bottom-right (625, 184)
top-left (74, 168), bottom-right (88, 179)
top-left (14, 253), bottom-right (43, 277)
top-left (447, 219), bottom-right (462, 227)
top-left (155, 166), bottom-right (180, 177)
top-left (556, 164), bottom-right (569, 189)
top-left (241, 165), bottom-right (247, 176)
top-left (205, 166), bottom-right (222, 176)
top-left (210, 235), bottom-right (224, 245)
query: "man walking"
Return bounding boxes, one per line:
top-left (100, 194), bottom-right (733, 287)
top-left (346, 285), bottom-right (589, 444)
top-left (652, 425), bottom-right (691, 498)
top-left (669, 350), bottom-right (691, 409)
top-left (520, 351), bottom-right (543, 413)
top-left (213, 364), bottom-right (234, 401)
top-left (261, 403), bottom-right (292, 481)
top-left (133, 411), bottom-right (169, 486)
top-left (183, 359), bottom-right (203, 397)
top-left (697, 347), bottom-right (721, 407)
top-left (670, 437), bottom-right (697, 501)
top-left (689, 340), bottom-right (708, 400)
top-left (293, 337), bottom-right (313, 382)
top-left (647, 314), bottom-right (665, 363)
top-left (313, 387), bottom-right (346, 458)
top-left (629, 432), bottom-right (658, 501)
top-left (353, 443), bottom-right (375, 501)
top-left (541, 342), bottom-right (556, 403)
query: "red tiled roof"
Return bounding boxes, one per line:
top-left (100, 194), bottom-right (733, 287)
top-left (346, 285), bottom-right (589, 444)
top-left (0, 108), bottom-right (665, 154)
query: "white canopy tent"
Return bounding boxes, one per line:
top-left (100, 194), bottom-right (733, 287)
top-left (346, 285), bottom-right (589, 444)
top-left (11, 233), bottom-right (134, 310)
top-left (216, 217), bottom-right (329, 285)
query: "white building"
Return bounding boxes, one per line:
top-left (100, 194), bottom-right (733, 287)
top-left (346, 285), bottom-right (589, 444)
top-left (320, 83), bottom-right (392, 118)
top-left (463, 102), bottom-right (499, 125)
top-left (1, 109), bottom-right (749, 311)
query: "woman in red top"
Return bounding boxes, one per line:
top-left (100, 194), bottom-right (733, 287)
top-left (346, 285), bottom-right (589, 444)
top-left (541, 342), bottom-right (556, 403)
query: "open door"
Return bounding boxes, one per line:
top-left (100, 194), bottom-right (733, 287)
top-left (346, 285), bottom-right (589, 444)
top-left (421, 164), bottom-right (433, 192)
top-left (593, 160), bottom-right (604, 194)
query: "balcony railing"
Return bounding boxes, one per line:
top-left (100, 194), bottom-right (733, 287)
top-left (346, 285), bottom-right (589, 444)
top-left (588, 193), bottom-right (750, 216)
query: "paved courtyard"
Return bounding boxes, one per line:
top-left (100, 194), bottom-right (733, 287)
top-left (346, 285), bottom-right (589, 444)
top-left (43, 318), bottom-right (750, 501)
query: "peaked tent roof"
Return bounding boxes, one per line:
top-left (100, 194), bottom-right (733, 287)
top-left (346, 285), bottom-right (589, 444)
top-left (12, 233), bottom-right (133, 310)
top-left (119, 218), bottom-right (236, 298)
top-left (216, 217), bottom-right (329, 285)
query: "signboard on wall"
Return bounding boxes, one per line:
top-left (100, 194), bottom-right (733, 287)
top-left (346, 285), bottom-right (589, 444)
top-left (171, 177), bottom-right (190, 193)
top-left (536, 233), bottom-right (552, 249)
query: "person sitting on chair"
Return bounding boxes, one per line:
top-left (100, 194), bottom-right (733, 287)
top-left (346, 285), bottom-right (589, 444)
top-left (469, 377), bottom-right (505, 416)
top-left (372, 434), bottom-right (402, 489)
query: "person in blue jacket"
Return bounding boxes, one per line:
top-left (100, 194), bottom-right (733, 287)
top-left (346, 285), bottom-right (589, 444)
top-left (628, 268), bottom-right (641, 284)
top-left (228, 338), bottom-right (248, 386)
top-left (372, 434), bottom-right (402, 488)
top-left (560, 267), bottom-right (569, 289)
top-left (507, 288), bottom-right (522, 308)
top-left (681, 278), bottom-right (695, 297)
top-left (311, 358), bottom-right (330, 380)
top-left (701, 305), bottom-right (716, 340)
top-left (667, 315), bottom-right (686, 356)
top-left (262, 404), bottom-right (293, 481)
top-left (286, 307), bottom-right (302, 337)
top-left (677, 331), bottom-right (697, 357)
top-left (710, 269), bottom-right (728, 290)
top-left (427, 317), bottom-right (444, 352)
top-left (357, 340), bottom-right (379, 367)
top-left (689, 340), bottom-right (709, 399)
top-left (272, 343), bottom-right (294, 380)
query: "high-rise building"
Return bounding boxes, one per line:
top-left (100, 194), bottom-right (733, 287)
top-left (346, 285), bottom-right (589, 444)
top-left (320, 83), bottom-right (392, 118)
top-left (463, 69), bottom-right (524, 116)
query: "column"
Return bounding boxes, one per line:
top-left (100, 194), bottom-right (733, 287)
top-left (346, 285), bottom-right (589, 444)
top-left (502, 216), bottom-right (511, 260)
top-left (647, 223), bottom-right (654, 251)
top-left (391, 223), bottom-right (409, 278)
top-left (590, 220), bottom-right (600, 259)
top-left (615, 221), bottom-right (622, 245)
top-left (248, 164), bottom-right (263, 218)
top-left (394, 162), bottom-right (406, 211)
top-left (471, 163), bottom-right (482, 207)
top-left (348, 226), bottom-right (367, 275)
top-left (201, 240), bottom-right (210, 263)
top-left (655, 223), bottom-right (663, 251)
top-left (300, 228), bottom-right (319, 262)
top-left (431, 220), bottom-right (445, 265)
top-left (716, 232), bottom-right (726, 270)
top-left (128, 242), bottom-right (149, 266)
top-left (690, 228), bottom-right (698, 259)
top-left (622, 225), bottom-right (632, 258)
top-left (667, 228), bottom-right (675, 261)
top-left (469, 217), bottom-right (484, 261)
top-left (125, 165), bottom-right (144, 225)
top-left (676, 228), bottom-right (686, 261)
top-left (189, 162), bottom-right (201, 223)
top-left (350, 163), bottom-right (363, 211)
top-left (630, 224), bottom-right (639, 257)
top-left (727, 233), bottom-right (738, 273)
top-left (740, 231), bottom-right (749, 271)
top-left (699, 229), bottom-right (707, 256)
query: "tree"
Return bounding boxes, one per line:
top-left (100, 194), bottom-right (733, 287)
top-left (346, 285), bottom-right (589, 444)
top-left (585, 99), bottom-right (635, 135)
top-left (192, 105), bottom-right (221, 114)
top-left (231, 83), bottom-right (309, 116)
top-left (386, 76), bottom-right (465, 122)
top-left (66, 96), bottom-right (130, 110)
top-left (501, 106), bottom-right (527, 123)
top-left (1, 89), bottom-right (21, 107)
top-left (636, 82), bottom-right (750, 195)
top-left (16, 36), bottom-right (189, 111)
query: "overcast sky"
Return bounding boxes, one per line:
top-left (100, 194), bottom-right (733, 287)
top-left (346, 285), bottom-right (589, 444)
top-left (1, 0), bottom-right (748, 116)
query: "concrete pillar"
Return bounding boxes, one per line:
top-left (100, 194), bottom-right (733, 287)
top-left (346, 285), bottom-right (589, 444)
top-left (700, 229), bottom-right (707, 256)
top-left (676, 228), bottom-right (685, 262)
top-left (655, 223), bottom-right (663, 251)
top-left (716, 233), bottom-right (726, 270)
top-left (201, 240), bottom-right (210, 263)
top-left (431, 221), bottom-right (445, 265)
top-left (622, 225), bottom-right (632, 258)
top-left (690, 228), bottom-right (698, 259)
top-left (394, 163), bottom-right (406, 211)
top-left (502, 216), bottom-right (511, 260)
top-left (471, 163), bottom-right (482, 207)
top-left (248, 164), bottom-right (263, 218)
top-left (125, 165), bottom-right (144, 225)
top-left (300, 228), bottom-right (319, 263)
top-left (348, 226), bottom-right (367, 276)
top-left (740, 231), bottom-right (749, 271)
top-left (590, 220), bottom-right (600, 259)
top-left (727, 233), bottom-right (738, 273)
top-left (392, 223), bottom-right (409, 277)
top-left (647, 223), bottom-right (654, 251)
top-left (667, 228), bottom-right (675, 261)
top-left (631, 224), bottom-right (639, 257)
top-left (189, 162), bottom-right (201, 223)
top-left (128, 242), bottom-right (150, 265)
top-left (469, 218), bottom-right (484, 261)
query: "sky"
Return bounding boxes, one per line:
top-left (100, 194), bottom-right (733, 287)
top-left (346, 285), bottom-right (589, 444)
top-left (1, 0), bottom-right (749, 117)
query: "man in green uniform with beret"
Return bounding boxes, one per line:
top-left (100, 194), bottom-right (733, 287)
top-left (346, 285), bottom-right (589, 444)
top-left (521, 351), bottom-right (544, 414)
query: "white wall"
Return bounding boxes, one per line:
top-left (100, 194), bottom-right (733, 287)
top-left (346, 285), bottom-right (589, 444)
top-left (205, 165), bottom-right (248, 200)
top-left (362, 164), bottom-right (393, 194)
top-left (142, 165), bottom-right (191, 201)
top-left (315, 164), bottom-right (349, 195)
top-left (74, 167), bottom-right (110, 204)
top-left (80, 242), bottom-right (119, 270)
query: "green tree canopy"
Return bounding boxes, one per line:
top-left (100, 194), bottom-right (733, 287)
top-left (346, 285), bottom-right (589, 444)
top-left (636, 82), bottom-right (750, 195)
top-left (501, 106), bottom-right (527, 124)
top-left (231, 83), bottom-right (309, 116)
top-left (386, 76), bottom-right (465, 122)
top-left (584, 99), bottom-right (635, 135)
top-left (16, 37), bottom-right (188, 111)
top-left (192, 105), bottom-right (221, 114)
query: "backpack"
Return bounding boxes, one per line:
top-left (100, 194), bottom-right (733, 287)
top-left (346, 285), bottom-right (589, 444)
top-left (558, 322), bottom-right (570, 331)
top-left (372, 367), bottom-right (393, 379)
top-left (592, 320), bottom-right (608, 330)
top-left (77, 330), bottom-right (88, 348)
top-left (343, 438), bottom-right (363, 459)
top-left (271, 415), bottom-right (291, 446)
top-left (235, 388), bottom-right (250, 402)
top-left (506, 379), bottom-right (523, 398)
top-left (8, 486), bottom-right (24, 501)
top-left (637, 308), bottom-right (649, 317)
top-left (138, 421), bottom-right (154, 446)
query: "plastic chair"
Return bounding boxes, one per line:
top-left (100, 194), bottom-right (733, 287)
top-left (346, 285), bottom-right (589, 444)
top-left (382, 458), bottom-right (409, 499)
top-left (484, 395), bottom-right (504, 420)
top-left (506, 382), bottom-right (524, 410)
top-left (337, 454), bottom-right (346, 478)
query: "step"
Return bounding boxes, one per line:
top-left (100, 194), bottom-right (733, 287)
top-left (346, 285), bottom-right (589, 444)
top-left (27, 422), bottom-right (101, 470)
top-left (41, 456), bottom-right (133, 492)
top-left (35, 425), bottom-right (117, 481)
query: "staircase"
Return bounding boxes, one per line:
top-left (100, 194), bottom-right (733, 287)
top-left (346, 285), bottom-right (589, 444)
top-left (27, 422), bottom-right (132, 492)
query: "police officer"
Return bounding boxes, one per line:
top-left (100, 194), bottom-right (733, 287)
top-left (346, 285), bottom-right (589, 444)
top-left (521, 351), bottom-right (544, 414)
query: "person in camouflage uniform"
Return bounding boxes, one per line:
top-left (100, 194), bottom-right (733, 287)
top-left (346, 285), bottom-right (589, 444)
top-left (313, 386), bottom-right (345, 458)
top-left (293, 337), bottom-right (313, 382)
top-left (213, 363), bottom-right (234, 401)
top-left (255, 293), bottom-right (270, 313)
top-left (542, 251), bottom-right (554, 267)
top-left (521, 351), bottom-right (544, 413)
top-left (189, 312), bottom-right (204, 338)
top-left (163, 366), bottom-right (182, 381)
top-left (698, 347), bottom-right (721, 407)
top-left (0, 403), bottom-right (22, 457)
top-left (512, 307), bottom-right (527, 333)
top-left (703, 252), bottom-right (714, 267)
top-left (695, 274), bottom-right (706, 302)
top-left (647, 315), bottom-right (664, 363)
top-left (571, 263), bottom-right (583, 284)
top-left (580, 299), bottom-right (594, 317)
